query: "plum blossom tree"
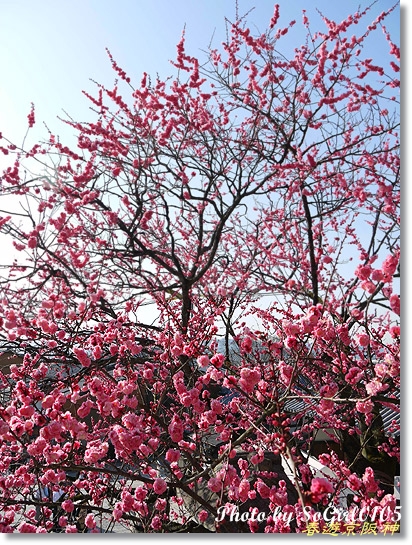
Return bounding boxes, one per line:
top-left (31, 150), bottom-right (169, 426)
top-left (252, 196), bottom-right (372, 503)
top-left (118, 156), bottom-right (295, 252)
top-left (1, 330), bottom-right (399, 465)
top-left (0, 3), bottom-right (400, 534)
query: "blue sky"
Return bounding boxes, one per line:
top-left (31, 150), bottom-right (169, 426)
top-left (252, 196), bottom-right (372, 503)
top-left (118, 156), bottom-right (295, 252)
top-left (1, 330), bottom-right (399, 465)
top-left (0, 0), bottom-right (402, 272)
top-left (0, 0), bottom-right (400, 148)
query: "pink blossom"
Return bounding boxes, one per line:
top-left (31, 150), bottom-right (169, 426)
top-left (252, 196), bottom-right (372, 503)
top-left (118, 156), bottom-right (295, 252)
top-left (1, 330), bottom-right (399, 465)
top-left (211, 353), bottom-right (225, 368)
top-left (113, 503), bottom-right (123, 521)
top-left (0, 7), bottom-right (401, 527)
top-left (62, 500), bottom-right (75, 513)
top-left (166, 448), bottom-right (180, 463)
top-left (18, 522), bottom-right (37, 533)
top-left (27, 437), bottom-right (47, 456)
top-left (345, 367), bottom-right (364, 384)
top-left (380, 493), bottom-right (396, 512)
top-left (210, 368), bottom-right (224, 381)
top-left (109, 344), bottom-right (118, 355)
top-left (198, 510), bottom-right (209, 523)
top-left (390, 294), bottom-right (400, 315)
top-left (365, 378), bottom-right (387, 396)
top-left (155, 498), bottom-right (167, 512)
top-left (269, 4), bottom-right (280, 28)
top-left (43, 469), bottom-right (59, 483)
top-left (171, 345), bottom-right (183, 357)
top-left (351, 308), bottom-right (364, 320)
top-left (41, 421), bottom-right (64, 441)
top-left (374, 363), bottom-right (388, 379)
top-left (119, 380), bottom-right (135, 395)
top-left (390, 325), bottom-right (400, 338)
top-left (279, 362), bottom-right (293, 385)
top-left (282, 320), bottom-right (300, 336)
top-left (170, 462), bottom-right (183, 479)
top-left (173, 371), bottom-right (186, 395)
top-left (92, 345), bottom-right (102, 360)
top-left (121, 489), bottom-right (135, 512)
top-left (153, 478), bottom-right (167, 495)
top-left (250, 450), bottom-right (264, 465)
top-left (241, 336), bottom-right (253, 353)
top-left (356, 333), bottom-right (370, 347)
top-left (42, 394), bottom-right (54, 409)
top-left (0, 420), bottom-right (9, 436)
top-left (27, 236), bottom-right (37, 249)
top-left (27, 102), bottom-right (35, 128)
top-left (371, 269), bottom-right (384, 282)
top-left (84, 441), bottom-right (109, 463)
top-left (320, 382), bottom-right (338, 398)
top-left (216, 465), bottom-right (239, 488)
top-left (208, 477), bottom-right (222, 493)
top-left (168, 414), bottom-right (184, 443)
top-left (197, 354), bottom-right (210, 367)
top-left (151, 515), bottom-right (162, 530)
top-left (348, 474), bottom-right (362, 491)
top-left (285, 335), bottom-right (298, 350)
top-left (381, 254), bottom-right (398, 276)
top-left (210, 399), bottom-right (222, 415)
top-left (269, 481), bottom-right (289, 507)
top-left (134, 486), bottom-right (147, 501)
top-left (77, 399), bottom-right (94, 419)
top-left (256, 480), bottom-right (271, 499)
top-left (142, 210), bottom-right (153, 224)
top-left (85, 514), bottom-right (96, 529)
top-left (356, 399), bottom-right (374, 414)
top-left (310, 477), bottom-right (334, 503)
top-left (73, 346), bottom-right (91, 367)
top-left (319, 399), bottom-right (334, 412)
top-left (336, 324), bottom-right (351, 345)
top-left (58, 516), bottom-right (68, 528)
top-left (235, 479), bottom-right (249, 502)
top-left (361, 280), bottom-right (376, 294)
top-left (355, 264), bottom-right (372, 280)
top-left (239, 367), bottom-right (261, 393)
top-left (143, 368), bottom-right (153, 380)
top-left (18, 405), bottom-right (34, 417)
top-left (363, 467), bottom-right (379, 493)
top-left (173, 332), bottom-right (183, 346)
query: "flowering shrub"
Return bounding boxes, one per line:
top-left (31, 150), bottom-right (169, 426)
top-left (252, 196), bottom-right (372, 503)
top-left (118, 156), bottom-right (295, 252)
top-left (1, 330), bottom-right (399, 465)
top-left (0, 2), bottom-right (400, 534)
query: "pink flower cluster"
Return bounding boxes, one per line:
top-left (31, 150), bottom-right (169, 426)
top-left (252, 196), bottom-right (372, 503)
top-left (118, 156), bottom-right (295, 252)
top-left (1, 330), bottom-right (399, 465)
top-left (84, 441), bottom-right (109, 463)
top-left (310, 477), bottom-right (334, 503)
top-left (239, 367), bottom-right (261, 393)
